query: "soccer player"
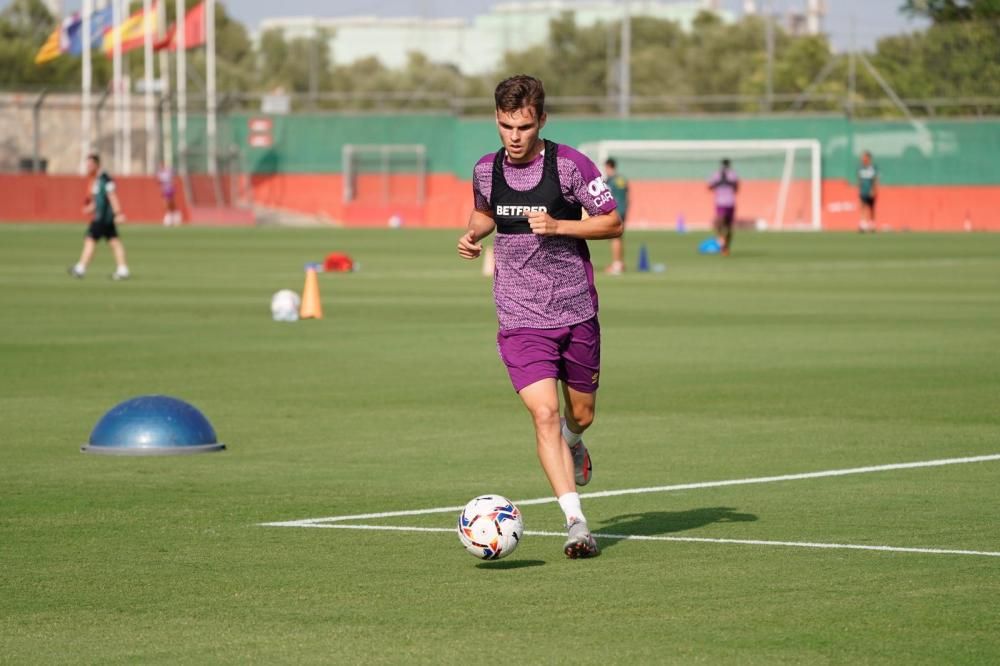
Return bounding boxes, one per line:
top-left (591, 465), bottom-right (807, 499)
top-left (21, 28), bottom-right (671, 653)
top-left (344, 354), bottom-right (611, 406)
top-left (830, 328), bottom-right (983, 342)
top-left (157, 162), bottom-right (181, 227)
top-left (708, 158), bottom-right (739, 256)
top-left (69, 153), bottom-right (130, 280)
top-left (457, 74), bottom-right (622, 559)
top-left (603, 158), bottom-right (629, 275)
top-left (857, 151), bottom-right (878, 233)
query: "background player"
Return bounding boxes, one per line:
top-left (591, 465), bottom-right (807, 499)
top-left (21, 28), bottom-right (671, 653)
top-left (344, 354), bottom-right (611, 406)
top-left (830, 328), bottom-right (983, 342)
top-left (457, 74), bottom-right (623, 559)
top-left (157, 162), bottom-right (181, 227)
top-left (708, 158), bottom-right (739, 256)
top-left (69, 154), bottom-right (130, 280)
top-left (858, 151), bottom-right (878, 233)
top-left (603, 157), bottom-right (629, 275)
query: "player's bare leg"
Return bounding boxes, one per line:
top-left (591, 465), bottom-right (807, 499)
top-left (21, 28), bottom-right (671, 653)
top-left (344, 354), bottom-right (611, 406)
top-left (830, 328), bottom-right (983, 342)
top-left (70, 238), bottom-right (97, 277)
top-left (714, 215), bottom-right (726, 248)
top-left (860, 202), bottom-right (875, 233)
top-left (520, 379), bottom-right (575, 497)
top-left (607, 237), bottom-right (625, 275)
top-left (109, 238), bottom-right (130, 279)
top-left (519, 378), bottom-right (599, 557)
top-left (561, 382), bottom-right (595, 486)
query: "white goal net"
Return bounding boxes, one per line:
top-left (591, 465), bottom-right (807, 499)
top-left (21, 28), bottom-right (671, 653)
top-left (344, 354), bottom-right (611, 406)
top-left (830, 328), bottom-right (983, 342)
top-left (342, 144), bottom-right (427, 206)
top-left (579, 139), bottom-right (822, 230)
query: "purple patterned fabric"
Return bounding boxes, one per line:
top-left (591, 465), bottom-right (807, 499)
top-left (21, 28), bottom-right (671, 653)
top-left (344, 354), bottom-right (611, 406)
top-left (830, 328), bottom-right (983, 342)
top-left (708, 168), bottom-right (739, 207)
top-left (472, 143), bottom-right (616, 331)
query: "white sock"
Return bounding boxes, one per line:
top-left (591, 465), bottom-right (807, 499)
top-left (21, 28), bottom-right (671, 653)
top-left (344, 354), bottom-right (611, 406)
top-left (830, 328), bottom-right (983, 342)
top-left (74, 263), bottom-right (85, 275)
top-left (116, 265), bottom-right (130, 277)
top-left (561, 418), bottom-right (582, 447)
top-left (557, 492), bottom-right (585, 524)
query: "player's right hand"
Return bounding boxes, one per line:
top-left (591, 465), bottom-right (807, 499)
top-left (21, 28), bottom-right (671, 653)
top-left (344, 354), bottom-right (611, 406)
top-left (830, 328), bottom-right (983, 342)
top-left (457, 229), bottom-right (482, 259)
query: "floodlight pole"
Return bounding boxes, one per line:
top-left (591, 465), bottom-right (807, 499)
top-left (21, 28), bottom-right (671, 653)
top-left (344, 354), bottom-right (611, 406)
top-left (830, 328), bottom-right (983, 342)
top-left (618, 0), bottom-right (631, 117)
top-left (847, 16), bottom-right (856, 117)
top-left (765, 0), bottom-right (774, 112)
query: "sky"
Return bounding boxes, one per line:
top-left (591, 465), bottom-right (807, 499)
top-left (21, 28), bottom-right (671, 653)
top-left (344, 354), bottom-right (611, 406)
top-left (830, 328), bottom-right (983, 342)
top-left (13, 0), bottom-right (930, 52)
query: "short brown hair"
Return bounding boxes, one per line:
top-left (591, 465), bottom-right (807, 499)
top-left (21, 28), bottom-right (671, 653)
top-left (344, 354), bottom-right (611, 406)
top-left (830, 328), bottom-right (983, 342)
top-left (495, 75), bottom-right (545, 119)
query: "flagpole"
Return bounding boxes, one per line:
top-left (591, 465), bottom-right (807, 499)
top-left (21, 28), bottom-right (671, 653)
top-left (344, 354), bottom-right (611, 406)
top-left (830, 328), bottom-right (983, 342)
top-left (112, 0), bottom-right (122, 173)
top-left (143, 0), bottom-right (154, 174)
top-left (206, 0), bottom-right (216, 177)
top-left (157, 0), bottom-right (172, 169)
top-left (176, 0), bottom-right (186, 177)
top-left (81, 0), bottom-right (92, 173)
top-left (121, 0), bottom-right (132, 175)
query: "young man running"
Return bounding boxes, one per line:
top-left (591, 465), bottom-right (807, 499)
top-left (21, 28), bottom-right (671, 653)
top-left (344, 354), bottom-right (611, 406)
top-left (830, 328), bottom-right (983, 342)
top-left (69, 153), bottom-right (130, 280)
top-left (457, 75), bottom-right (623, 559)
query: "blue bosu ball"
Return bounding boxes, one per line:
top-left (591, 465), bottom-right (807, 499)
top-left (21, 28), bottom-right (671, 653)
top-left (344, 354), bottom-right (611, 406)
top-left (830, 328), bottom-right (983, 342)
top-left (81, 395), bottom-right (225, 456)
top-left (698, 238), bottom-right (722, 255)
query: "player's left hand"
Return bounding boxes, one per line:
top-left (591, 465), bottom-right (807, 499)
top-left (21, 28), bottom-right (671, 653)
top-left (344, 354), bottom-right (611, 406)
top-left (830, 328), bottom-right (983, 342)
top-left (528, 210), bottom-right (559, 236)
top-left (114, 213), bottom-right (126, 223)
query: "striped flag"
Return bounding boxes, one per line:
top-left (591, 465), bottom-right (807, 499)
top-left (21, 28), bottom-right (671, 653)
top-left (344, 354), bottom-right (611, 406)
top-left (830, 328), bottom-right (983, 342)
top-left (34, 14), bottom-right (79, 65)
top-left (102, 3), bottom-right (159, 56)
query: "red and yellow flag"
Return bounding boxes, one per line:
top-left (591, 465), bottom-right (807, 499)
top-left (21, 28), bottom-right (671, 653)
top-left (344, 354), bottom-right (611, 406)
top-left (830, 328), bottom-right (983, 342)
top-left (34, 26), bottom-right (64, 64)
top-left (102, 4), bottom-right (158, 56)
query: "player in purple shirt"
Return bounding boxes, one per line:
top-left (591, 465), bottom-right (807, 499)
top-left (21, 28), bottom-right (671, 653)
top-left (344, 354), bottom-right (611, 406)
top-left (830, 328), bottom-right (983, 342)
top-left (708, 158), bottom-right (739, 256)
top-left (156, 163), bottom-right (181, 227)
top-left (457, 75), bottom-right (623, 559)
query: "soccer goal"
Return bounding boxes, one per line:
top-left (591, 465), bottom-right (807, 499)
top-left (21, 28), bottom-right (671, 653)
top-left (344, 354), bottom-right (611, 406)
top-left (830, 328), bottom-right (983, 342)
top-left (579, 139), bottom-right (822, 230)
top-left (342, 144), bottom-right (427, 206)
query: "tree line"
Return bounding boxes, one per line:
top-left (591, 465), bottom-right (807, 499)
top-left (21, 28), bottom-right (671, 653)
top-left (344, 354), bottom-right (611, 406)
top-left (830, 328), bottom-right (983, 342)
top-left (2, 0), bottom-right (998, 116)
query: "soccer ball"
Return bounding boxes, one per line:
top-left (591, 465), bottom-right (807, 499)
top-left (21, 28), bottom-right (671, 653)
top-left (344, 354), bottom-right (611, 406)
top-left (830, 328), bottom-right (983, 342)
top-left (270, 289), bottom-right (301, 321)
top-left (457, 495), bottom-right (523, 560)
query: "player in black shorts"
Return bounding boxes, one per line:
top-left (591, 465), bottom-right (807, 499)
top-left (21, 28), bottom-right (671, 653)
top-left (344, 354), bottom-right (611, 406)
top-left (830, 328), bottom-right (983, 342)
top-left (857, 151), bottom-right (878, 233)
top-left (69, 154), bottom-right (131, 280)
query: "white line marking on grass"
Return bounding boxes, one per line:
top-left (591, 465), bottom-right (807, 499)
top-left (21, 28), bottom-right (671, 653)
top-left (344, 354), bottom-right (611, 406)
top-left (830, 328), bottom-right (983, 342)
top-left (290, 523), bottom-right (1000, 558)
top-left (260, 453), bottom-right (1000, 528)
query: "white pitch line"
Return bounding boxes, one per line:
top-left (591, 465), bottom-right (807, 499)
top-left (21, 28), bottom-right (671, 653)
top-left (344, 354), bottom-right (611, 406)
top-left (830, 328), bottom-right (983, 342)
top-left (289, 523), bottom-right (1000, 559)
top-left (259, 452), bottom-right (1000, 528)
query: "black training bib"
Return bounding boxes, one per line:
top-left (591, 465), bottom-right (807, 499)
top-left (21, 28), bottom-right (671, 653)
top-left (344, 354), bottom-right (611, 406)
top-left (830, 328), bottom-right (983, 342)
top-left (490, 139), bottom-right (583, 235)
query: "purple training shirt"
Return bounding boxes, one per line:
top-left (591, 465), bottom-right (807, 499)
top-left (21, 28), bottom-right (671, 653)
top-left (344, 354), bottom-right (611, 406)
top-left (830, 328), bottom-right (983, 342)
top-left (473, 143), bottom-right (616, 331)
top-left (708, 168), bottom-right (739, 208)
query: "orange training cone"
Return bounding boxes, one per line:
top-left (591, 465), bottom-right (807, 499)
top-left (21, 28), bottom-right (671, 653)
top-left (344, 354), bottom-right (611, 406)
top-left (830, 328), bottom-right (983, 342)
top-left (300, 265), bottom-right (323, 319)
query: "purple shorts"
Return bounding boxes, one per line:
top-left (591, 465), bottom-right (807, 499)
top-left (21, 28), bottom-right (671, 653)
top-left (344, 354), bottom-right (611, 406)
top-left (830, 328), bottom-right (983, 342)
top-left (497, 317), bottom-right (601, 394)
top-left (715, 206), bottom-right (735, 224)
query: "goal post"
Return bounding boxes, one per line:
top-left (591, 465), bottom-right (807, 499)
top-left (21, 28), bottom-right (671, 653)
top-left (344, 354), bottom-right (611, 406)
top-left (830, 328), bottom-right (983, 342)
top-left (579, 139), bottom-right (823, 231)
top-left (342, 144), bottom-right (427, 206)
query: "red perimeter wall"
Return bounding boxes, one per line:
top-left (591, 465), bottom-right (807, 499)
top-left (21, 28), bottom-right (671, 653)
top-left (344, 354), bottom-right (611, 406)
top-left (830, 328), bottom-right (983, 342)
top-left (0, 174), bottom-right (189, 224)
top-left (250, 174), bottom-right (1000, 232)
top-left (3, 172), bottom-right (998, 232)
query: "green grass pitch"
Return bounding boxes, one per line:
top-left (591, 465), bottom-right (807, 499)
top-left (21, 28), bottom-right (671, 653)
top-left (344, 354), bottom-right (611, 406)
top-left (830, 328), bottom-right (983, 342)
top-left (1, 223), bottom-right (999, 663)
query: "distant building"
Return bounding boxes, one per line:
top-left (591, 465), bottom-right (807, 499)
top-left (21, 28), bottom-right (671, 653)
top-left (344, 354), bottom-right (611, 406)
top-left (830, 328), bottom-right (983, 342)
top-left (257, 1), bottom-right (735, 75)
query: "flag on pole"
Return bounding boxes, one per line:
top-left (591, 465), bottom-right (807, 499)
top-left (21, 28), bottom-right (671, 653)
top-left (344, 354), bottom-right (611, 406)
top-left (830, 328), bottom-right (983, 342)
top-left (103, 4), bottom-right (159, 56)
top-left (34, 14), bottom-right (80, 65)
top-left (67, 6), bottom-right (114, 55)
top-left (155, 1), bottom-right (207, 51)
